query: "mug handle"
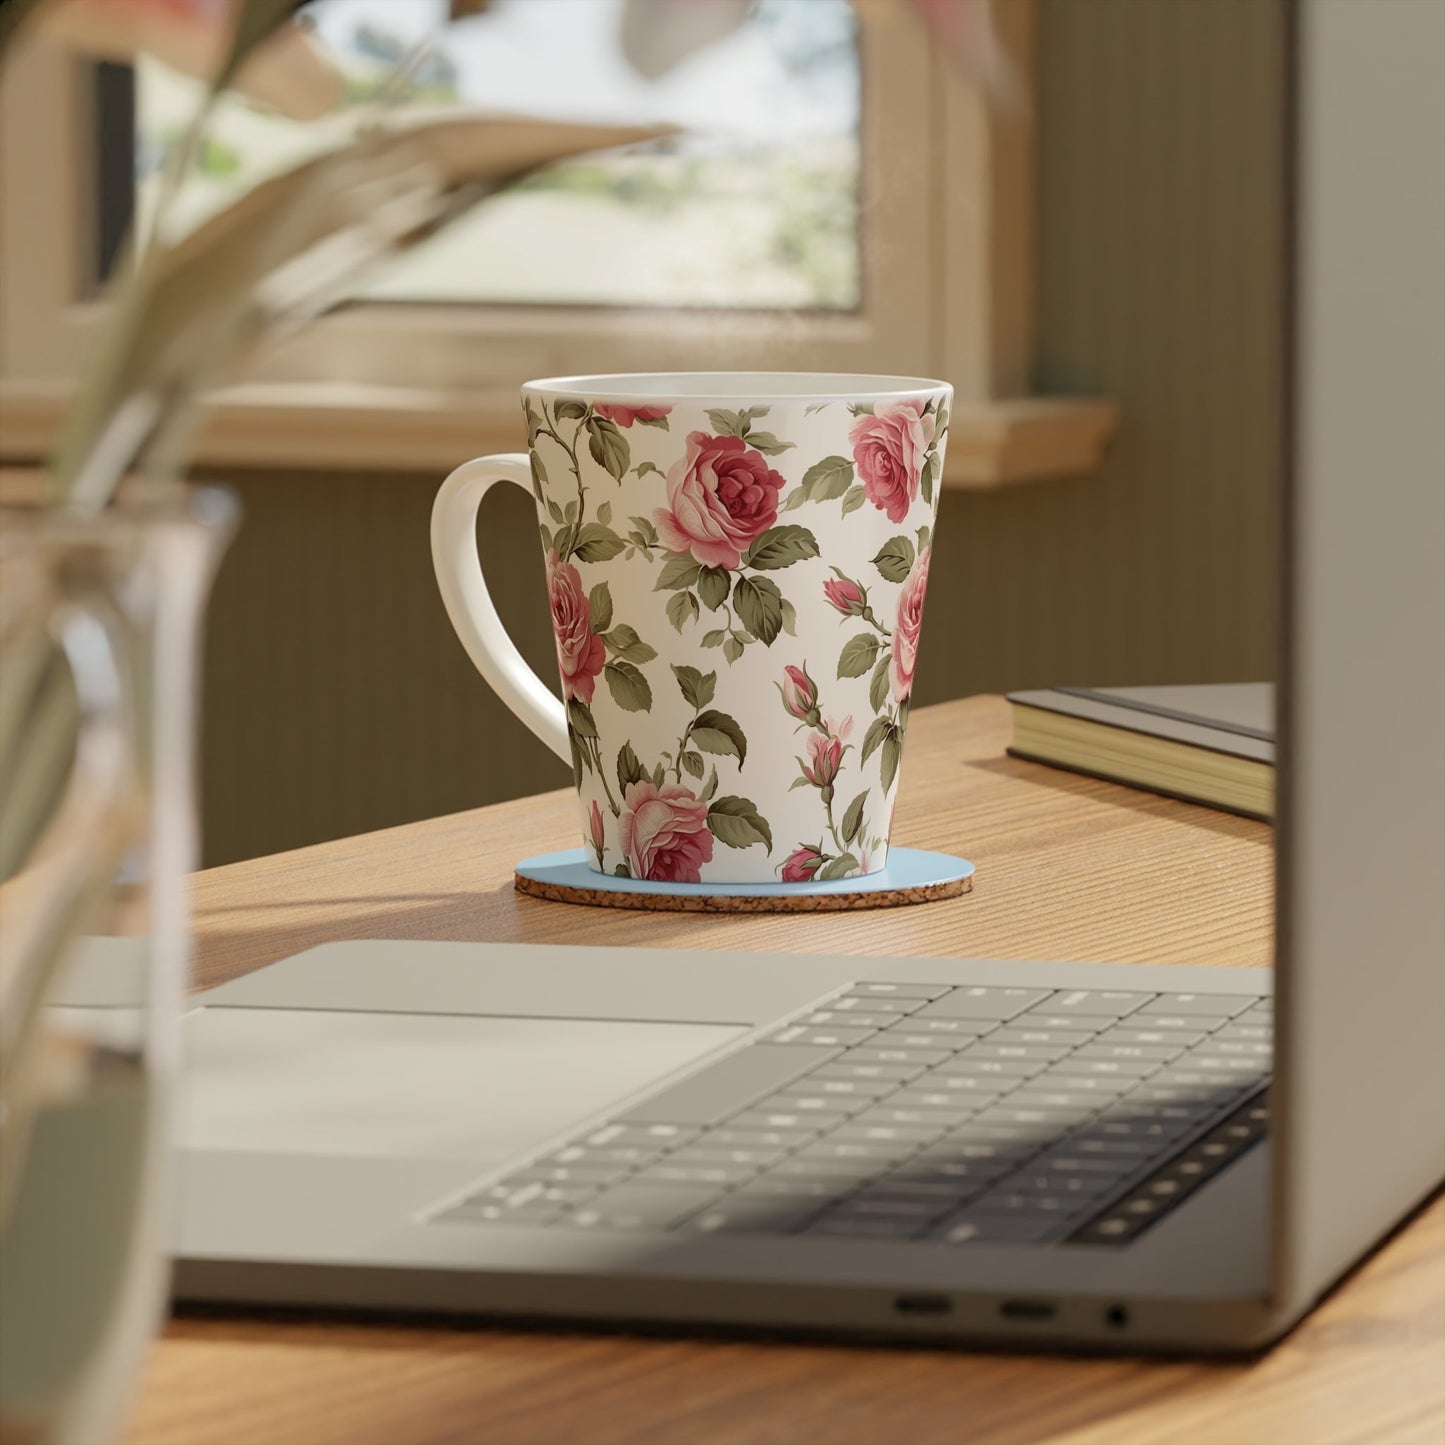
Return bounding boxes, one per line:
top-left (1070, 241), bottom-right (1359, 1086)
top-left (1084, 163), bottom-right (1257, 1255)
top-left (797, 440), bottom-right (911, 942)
top-left (431, 454), bottom-right (570, 763)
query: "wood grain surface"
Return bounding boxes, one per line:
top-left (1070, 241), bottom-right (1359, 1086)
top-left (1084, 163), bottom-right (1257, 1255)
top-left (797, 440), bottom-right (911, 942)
top-left (122, 697), bottom-right (1445, 1445)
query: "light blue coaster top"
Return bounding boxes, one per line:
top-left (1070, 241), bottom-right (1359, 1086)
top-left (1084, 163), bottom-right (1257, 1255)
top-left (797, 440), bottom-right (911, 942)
top-left (515, 846), bottom-right (974, 900)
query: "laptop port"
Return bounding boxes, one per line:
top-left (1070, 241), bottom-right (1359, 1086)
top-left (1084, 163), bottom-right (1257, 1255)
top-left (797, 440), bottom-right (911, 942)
top-left (1106, 1304), bottom-right (1130, 1329)
top-left (998, 1299), bottom-right (1057, 1322)
top-left (893, 1293), bottom-right (952, 1316)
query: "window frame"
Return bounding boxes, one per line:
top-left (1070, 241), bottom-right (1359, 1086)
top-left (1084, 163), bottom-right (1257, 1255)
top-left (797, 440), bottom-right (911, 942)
top-left (0, 0), bottom-right (1116, 486)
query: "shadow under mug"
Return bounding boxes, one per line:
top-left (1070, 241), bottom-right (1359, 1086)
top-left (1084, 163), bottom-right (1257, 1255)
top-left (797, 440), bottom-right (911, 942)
top-left (432, 372), bottom-right (950, 885)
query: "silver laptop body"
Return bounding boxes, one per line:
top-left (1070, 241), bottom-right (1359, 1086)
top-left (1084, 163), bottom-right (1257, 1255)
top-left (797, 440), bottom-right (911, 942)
top-left (68, 0), bottom-right (1444, 1352)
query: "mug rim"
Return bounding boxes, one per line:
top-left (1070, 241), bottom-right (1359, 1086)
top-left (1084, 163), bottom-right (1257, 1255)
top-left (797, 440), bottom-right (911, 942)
top-left (523, 372), bottom-right (951, 403)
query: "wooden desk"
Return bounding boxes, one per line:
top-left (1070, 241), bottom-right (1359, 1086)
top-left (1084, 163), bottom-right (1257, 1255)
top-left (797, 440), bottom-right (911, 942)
top-left (125, 697), bottom-right (1445, 1445)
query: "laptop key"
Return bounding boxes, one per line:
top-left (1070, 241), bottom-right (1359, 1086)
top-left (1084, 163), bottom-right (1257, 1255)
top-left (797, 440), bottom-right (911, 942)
top-left (829, 995), bottom-right (920, 1015)
top-left (848, 1046), bottom-right (950, 1068)
top-left (684, 1196), bottom-right (824, 1235)
top-left (882, 1017), bottom-right (999, 1040)
top-left (764, 1025), bottom-right (877, 1048)
top-left (568, 1184), bottom-right (720, 1230)
top-left (1030, 990), bottom-right (1153, 1018)
top-left (849, 982), bottom-right (952, 1000)
top-left (1138, 994), bottom-right (1256, 1018)
top-left (728, 1109), bottom-right (846, 1132)
top-left (916, 988), bottom-right (1052, 1021)
top-left (805, 1214), bottom-right (926, 1239)
top-left (802, 1010), bottom-right (905, 1030)
top-left (933, 1214), bottom-right (1061, 1245)
top-left (618, 1043), bottom-right (841, 1127)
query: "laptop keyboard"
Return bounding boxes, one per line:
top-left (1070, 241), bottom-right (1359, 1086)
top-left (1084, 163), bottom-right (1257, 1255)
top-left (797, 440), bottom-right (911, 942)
top-left (430, 983), bottom-right (1271, 1246)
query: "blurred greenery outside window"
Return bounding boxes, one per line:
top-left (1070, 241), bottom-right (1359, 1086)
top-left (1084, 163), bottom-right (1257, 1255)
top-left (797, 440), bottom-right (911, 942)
top-left (134, 0), bottom-right (862, 312)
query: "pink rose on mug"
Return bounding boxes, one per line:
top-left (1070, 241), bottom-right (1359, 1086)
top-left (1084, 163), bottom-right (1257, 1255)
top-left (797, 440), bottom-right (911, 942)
top-left (619, 779), bottom-right (715, 883)
top-left (891, 546), bottom-right (931, 703)
top-left (850, 401), bottom-right (936, 524)
top-left (594, 403), bottom-right (671, 428)
top-left (546, 549), bottom-right (605, 705)
top-left (654, 431), bottom-right (786, 570)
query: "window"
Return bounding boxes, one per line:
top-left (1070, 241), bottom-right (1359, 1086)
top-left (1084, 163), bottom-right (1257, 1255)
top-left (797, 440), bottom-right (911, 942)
top-left (134, 0), bottom-right (863, 312)
top-left (0, 0), bottom-right (1116, 484)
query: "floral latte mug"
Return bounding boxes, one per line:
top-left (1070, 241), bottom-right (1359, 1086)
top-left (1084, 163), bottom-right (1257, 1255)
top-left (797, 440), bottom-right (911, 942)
top-left (432, 373), bottom-right (951, 885)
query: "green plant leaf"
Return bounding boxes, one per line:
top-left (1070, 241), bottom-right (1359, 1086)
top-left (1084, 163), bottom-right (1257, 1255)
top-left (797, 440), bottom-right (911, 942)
top-left (861, 716), bottom-right (889, 763)
top-left (705, 408), bottom-right (746, 437)
top-left (744, 525), bottom-right (819, 571)
top-left (697, 566), bottom-right (731, 611)
top-left (841, 790), bottom-right (868, 845)
top-left (801, 455), bottom-right (854, 501)
top-left (870, 654), bottom-right (892, 713)
top-left (567, 698), bottom-right (599, 739)
top-left (707, 796), bottom-right (773, 851)
top-left (700, 767), bottom-right (719, 803)
top-left (629, 514), bottom-right (660, 545)
top-left (819, 852), bottom-right (860, 881)
top-left (568, 729), bottom-right (585, 788)
top-left (881, 729), bottom-right (903, 792)
top-left (637, 414), bottom-right (670, 430)
top-left (723, 636), bottom-right (745, 664)
top-left (780, 599), bottom-right (798, 636)
top-left (745, 431), bottom-right (794, 456)
top-left (935, 401), bottom-right (950, 436)
top-left (652, 762), bottom-right (666, 787)
top-left (555, 398), bottom-right (587, 420)
top-left (586, 415), bottom-right (630, 479)
top-left (613, 863), bottom-right (632, 878)
top-left (597, 500), bottom-right (612, 526)
top-left (733, 575), bottom-right (784, 645)
top-left (691, 709), bottom-right (747, 767)
top-left (524, 399), bottom-right (544, 444)
top-left (604, 660), bottom-right (653, 712)
top-left (573, 523), bottom-right (627, 564)
top-left (917, 523), bottom-right (933, 552)
top-left (841, 484), bottom-right (867, 516)
top-left (837, 633), bottom-right (880, 679)
top-left (848, 403), bottom-right (875, 417)
top-left (654, 556), bottom-right (701, 592)
top-left (546, 498), bottom-right (565, 525)
top-left (873, 535), bottom-right (916, 583)
top-left (617, 741), bottom-right (646, 792)
top-left (529, 451), bottom-right (548, 501)
top-left (666, 590), bottom-right (700, 633)
top-left (672, 664), bottom-right (716, 711)
top-left (922, 449), bottom-right (940, 506)
top-left (588, 581), bottom-right (613, 633)
top-left (804, 402), bottom-right (830, 415)
top-left (603, 625), bottom-right (657, 664)
top-left (682, 750), bottom-right (705, 779)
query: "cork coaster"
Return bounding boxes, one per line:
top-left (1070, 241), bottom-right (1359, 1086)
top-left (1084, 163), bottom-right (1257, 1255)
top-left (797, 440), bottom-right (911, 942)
top-left (513, 847), bottom-right (974, 914)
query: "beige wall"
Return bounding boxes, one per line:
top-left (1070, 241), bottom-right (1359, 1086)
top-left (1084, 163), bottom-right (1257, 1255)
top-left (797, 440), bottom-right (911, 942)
top-left (197, 0), bottom-right (1285, 866)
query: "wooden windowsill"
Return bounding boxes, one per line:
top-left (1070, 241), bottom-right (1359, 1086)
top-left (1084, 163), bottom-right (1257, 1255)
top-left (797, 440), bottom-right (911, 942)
top-left (0, 380), bottom-right (1116, 489)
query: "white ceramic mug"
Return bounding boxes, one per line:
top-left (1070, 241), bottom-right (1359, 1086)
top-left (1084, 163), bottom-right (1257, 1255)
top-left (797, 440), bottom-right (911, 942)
top-left (432, 372), bottom-right (950, 885)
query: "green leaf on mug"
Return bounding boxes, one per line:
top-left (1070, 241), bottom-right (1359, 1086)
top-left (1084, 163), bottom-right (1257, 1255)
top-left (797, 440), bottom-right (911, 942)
top-left (701, 629), bottom-right (725, 648)
top-left (916, 523), bottom-right (932, 552)
top-left (547, 498), bottom-right (565, 525)
top-left (869, 654), bottom-right (892, 713)
top-left (637, 414), bottom-right (670, 430)
top-left (672, 664), bottom-right (716, 711)
top-left (605, 660), bottom-right (653, 712)
top-left (819, 852), bottom-right (860, 881)
top-left (588, 581), bottom-right (613, 634)
top-left (567, 698), bottom-right (599, 739)
top-left (635, 461), bottom-right (663, 479)
top-left (681, 750), bottom-right (705, 780)
top-left (872, 535), bottom-right (916, 583)
top-left (780, 599), bottom-right (798, 636)
top-left (804, 402), bottom-right (830, 415)
top-left (935, 401), bottom-right (950, 436)
top-left (691, 709), bottom-right (747, 768)
top-left (848, 402), bottom-right (875, 417)
top-left (733, 574), bottom-right (784, 645)
top-left (705, 408), bottom-right (746, 438)
top-left (841, 790), bottom-right (868, 845)
top-left (841, 484), bottom-right (867, 516)
top-left (568, 730), bottom-right (585, 789)
top-left (529, 452), bottom-right (548, 501)
top-left (603, 625), bottom-right (657, 664)
top-left (655, 556), bottom-right (701, 592)
top-left (723, 635), bottom-right (745, 664)
top-left (667, 591), bottom-right (700, 633)
top-left (574, 523), bottom-right (627, 563)
top-left (800, 455), bottom-right (854, 501)
top-left (745, 431), bottom-right (795, 456)
top-left (700, 767), bottom-right (719, 803)
top-left (861, 716), bottom-right (889, 763)
top-left (837, 633), bottom-right (880, 679)
top-left (597, 500), bottom-right (612, 527)
top-left (613, 863), bottom-right (632, 878)
top-left (616, 741), bottom-right (646, 792)
top-left (744, 525), bottom-right (819, 571)
top-left (629, 514), bottom-right (660, 545)
top-left (707, 796), bottom-right (772, 852)
top-left (881, 728), bottom-right (903, 792)
top-left (524, 398), bottom-right (544, 443)
top-left (697, 566), bottom-right (731, 611)
top-left (555, 398), bottom-right (588, 421)
top-left (922, 449), bottom-right (940, 507)
top-left (586, 415), bottom-right (630, 480)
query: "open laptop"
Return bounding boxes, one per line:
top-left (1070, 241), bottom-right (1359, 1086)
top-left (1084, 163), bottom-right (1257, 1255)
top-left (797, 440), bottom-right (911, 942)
top-left (66, 0), bottom-right (1445, 1351)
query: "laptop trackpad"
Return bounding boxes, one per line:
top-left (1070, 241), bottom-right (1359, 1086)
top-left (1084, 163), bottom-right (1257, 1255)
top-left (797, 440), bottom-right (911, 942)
top-left (181, 1008), bottom-right (742, 1167)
